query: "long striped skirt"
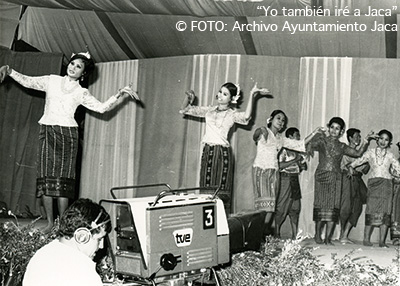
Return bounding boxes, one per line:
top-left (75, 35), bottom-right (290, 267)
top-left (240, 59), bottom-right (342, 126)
top-left (313, 169), bottom-right (341, 223)
top-left (199, 144), bottom-right (234, 214)
top-left (36, 125), bottom-right (78, 199)
top-left (252, 167), bottom-right (278, 212)
top-left (391, 180), bottom-right (400, 239)
top-left (365, 178), bottom-right (392, 226)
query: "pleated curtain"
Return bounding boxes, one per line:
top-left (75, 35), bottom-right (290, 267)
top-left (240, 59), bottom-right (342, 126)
top-left (297, 57), bottom-right (352, 237)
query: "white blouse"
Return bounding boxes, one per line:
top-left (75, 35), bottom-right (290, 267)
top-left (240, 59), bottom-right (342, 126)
top-left (180, 105), bottom-right (249, 147)
top-left (10, 70), bottom-right (118, 127)
top-left (253, 127), bottom-right (305, 170)
top-left (23, 240), bottom-right (103, 286)
top-left (349, 148), bottom-right (400, 179)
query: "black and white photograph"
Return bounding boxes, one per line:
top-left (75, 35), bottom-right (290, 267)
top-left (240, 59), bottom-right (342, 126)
top-left (0, 0), bottom-right (400, 285)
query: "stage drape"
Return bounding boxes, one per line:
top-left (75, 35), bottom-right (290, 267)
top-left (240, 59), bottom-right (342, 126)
top-left (350, 58), bottom-right (400, 140)
top-left (0, 47), bottom-right (63, 214)
top-left (0, 2), bottom-right (20, 48)
top-left (80, 55), bottom-right (302, 213)
top-left (17, 7), bottom-right (387, 63)
top-left (251, 16), bottom-right (386, 58)
top-left (180, 55), bottom-right (242, 195)
top-left (297, 57), bottom-right (352, 237)
top-left (349, 57), bottom-right (400, 242)
top-left (133, 56), bottom-right (194, 197)
top-left (6, 0), bottom-right (310, 15)
top-left (19, 8), bottom-right (129, 63)
top-left (4, 52), bottom-right (400, 243)
top-left (80, 60), bottom-right (139, 202)
top-left (234, 55), bottom-right (301, 212)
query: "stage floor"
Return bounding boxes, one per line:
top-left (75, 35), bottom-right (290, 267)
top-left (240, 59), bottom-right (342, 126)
top-left (1, 217), bottom-right (397, 269)
top-left (300, 238), bottom-right (397, 268)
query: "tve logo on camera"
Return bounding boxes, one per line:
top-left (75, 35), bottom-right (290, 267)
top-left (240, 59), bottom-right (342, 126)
top-left (173, 228), bottom-right (193, 247)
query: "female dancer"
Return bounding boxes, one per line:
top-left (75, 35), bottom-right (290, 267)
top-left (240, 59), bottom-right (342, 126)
top-left (349, 130), bottom-right (400, 247)
top-left (391, 142), bottom-right (400, 246)
top-left (308, 117), bottom-right (375, 245)
top-left (0, 52), bottom-right (136, 232)
top-left (252, 110), bottom-right (323, 237)
top-left (180, 82), bottom-right (269, 214)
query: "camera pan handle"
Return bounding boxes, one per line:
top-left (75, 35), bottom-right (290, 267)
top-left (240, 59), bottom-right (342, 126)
top-left (110, 183), bottom-right (172, 199)
top-left (152, 186), bottom-right (220, 206)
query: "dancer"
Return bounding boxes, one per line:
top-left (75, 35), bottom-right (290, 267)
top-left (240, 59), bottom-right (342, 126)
top-left (349, 129), bottom-right (400, 247)
top-left (252, 110), bottom-right (323, 237)
top-left (339, 128), bottom-right (370, 244)
top-left (0, 52), bottom-right (137, 232)
top-left (180, 82), bottom-right (269, 214)
top-left (391, 142), bottom-right (400, 246)
top-left (307, 117), bottom-right (375, 245)
top-left (275, 127), bottom-right (308, 239)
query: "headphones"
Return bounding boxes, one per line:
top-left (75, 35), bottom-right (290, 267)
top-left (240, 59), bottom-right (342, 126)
top-left (74, 227), bottom-right (93, 244)
top-left (73, 211), bottom-right (110, 244)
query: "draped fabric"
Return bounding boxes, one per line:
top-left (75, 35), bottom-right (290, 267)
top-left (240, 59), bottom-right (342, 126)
top-left (80, 55), bottom-right (244, 200)
top-left (4, 52), bottom-right (400, 244)
top-left (132, 56), bottom-right (194, 197)
top-left (250, 16), bottom-right (386, 58)
top-left (349, 57), bottom-right (400, 242)
top-left (5, 0), bottom-right (310, 15)
top-left (19, 8), bottom-right (129, 62)
top-left (0, 47), bottom-right (63, 214)
top-left (182, 55), bottom-right (242, 194)
top-left (79, 55), bottom-right (301, 213)
top-left (7, 0), bottom-right (400, 16)
top-left (15, 6), bottom-right (387, 63)
top-left (350, 57), bottom-right (400, 140)
top-left (0, 2), bottom-right (20, 48)
top-left (79, 60), bottom-right (139, 202)
top-left (323, 0), bottom-right (354, 10)
top-left (298, 57), bottom-right (352, 237)
top-left (234, 55), bottom-right (301, 212)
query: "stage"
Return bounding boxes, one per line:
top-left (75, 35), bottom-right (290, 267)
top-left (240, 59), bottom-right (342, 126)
top-left (302, 238), bottom-right (398, 268)
top-left (1, 217), bottom-right (397, 269)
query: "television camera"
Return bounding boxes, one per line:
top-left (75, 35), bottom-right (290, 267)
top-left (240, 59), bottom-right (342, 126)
top-left (101, 184), bottom-right (266, 286)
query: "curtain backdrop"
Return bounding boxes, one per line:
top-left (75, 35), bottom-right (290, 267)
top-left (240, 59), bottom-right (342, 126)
top-left (0, 46), bottom-right (63, 215)
top-left (185, 55), bottom-right (242, 192)
top-left (4, 51), bottom-right (400, 244)
top-left (80, 55), bottom-right (301, 213)
top-left (349, 57), bottom-right (400, 242)
top-left (0, 2), bottom-right (20, 48)
top-left (251, 16), bottom-right (386, 58)
top-left (234, 55), bottom-right (301, 212)
top-left (80, 60), bottom-right (139, 202)
top-left (17, 7), bottom-right (388, 63)
top-left (6, 0), bottom-right (310, 15)
top-left (133, 56), bottom-right (194, 197)
top-left (297, 57), bottom-right (352, 238)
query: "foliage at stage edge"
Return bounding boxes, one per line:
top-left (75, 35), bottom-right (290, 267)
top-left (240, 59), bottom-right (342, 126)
top-left (217, 235), bottom-right (400, 286)
top-left (0, 207), bottom-right (115, 286)
top-left (1, 208), bottom-right (399, 286)
top-left (0, 209), bottom-right (58, 286)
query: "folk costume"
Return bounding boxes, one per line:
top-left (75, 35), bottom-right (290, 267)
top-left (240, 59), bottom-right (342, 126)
top-left (349, 148), bottom-right (400, 227)
top-left (9, 70), bottom-right (119, 199)
top-left (391, 176), bottom-right (400, 244)
top-left (180, 105), bottom-right (250, 214)
top-left (308, 133), bottom-right (364, 223)
top-left (340, 153), bottom-right (368, 228)
top-left (252, 128), bottom-right (305, 212)
top-left (275, 148), bottom-right (306, 233)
